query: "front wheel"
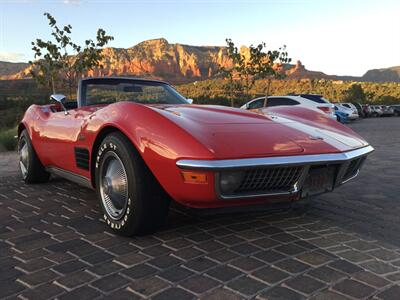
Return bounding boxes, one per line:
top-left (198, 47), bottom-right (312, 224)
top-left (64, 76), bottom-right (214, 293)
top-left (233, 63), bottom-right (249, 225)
top-left (18, 129), bottom-right (50, 183)
top-left (95, 132), bottom-right (170, 236)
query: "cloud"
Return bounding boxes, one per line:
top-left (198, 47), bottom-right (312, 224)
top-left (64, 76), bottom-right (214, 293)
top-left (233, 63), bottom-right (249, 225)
top-left (0, 51), bottom-right (27, 62)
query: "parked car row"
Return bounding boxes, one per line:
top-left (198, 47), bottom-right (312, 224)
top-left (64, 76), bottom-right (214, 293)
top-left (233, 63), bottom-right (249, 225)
top-left (240, 94), bottom-right (336, 120)
top-left (357, 104), bottom-right (397, 118)
top-left (241, 95), bottom-right (399, 124)
top-left (241, 94), bottom-right (352, 123)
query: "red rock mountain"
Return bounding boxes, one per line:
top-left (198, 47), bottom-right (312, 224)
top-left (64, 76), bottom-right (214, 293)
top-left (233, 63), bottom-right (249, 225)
top-left (5, 38), bottom-right (232, 83)
top-left (1, 38), bottom-right (399, 83)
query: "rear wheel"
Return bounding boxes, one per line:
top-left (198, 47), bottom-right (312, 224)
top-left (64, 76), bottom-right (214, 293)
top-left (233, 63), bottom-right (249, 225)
top-left (95, 132), bottom-right (170, 236)
top-left (18, 129), bottom-right (50, 183)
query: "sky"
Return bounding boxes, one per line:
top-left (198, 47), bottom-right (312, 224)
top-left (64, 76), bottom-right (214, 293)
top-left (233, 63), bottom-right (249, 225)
top-left (0, 0), bottom-right (399, 76)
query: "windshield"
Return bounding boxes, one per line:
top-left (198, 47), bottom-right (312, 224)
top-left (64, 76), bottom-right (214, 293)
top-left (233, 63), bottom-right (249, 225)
top-left (84, 80), bottom-right (188, 105)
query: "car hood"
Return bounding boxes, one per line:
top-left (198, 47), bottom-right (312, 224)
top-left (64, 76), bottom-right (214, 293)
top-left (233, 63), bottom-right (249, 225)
top-left (152, 104), bottom-right (369, 159)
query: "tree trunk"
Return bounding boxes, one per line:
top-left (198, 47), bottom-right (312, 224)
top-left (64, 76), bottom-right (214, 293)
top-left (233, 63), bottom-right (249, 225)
top-left (263, 78), bottom-right (272, 107)
top-left (245, 76), bottom-right (248, 100)
top-left (67, 73), bottom-right (74, 102)
top-left (230, 78), bottom-right (234, 107)
top-left (51, 74), bottom-right (56, 94)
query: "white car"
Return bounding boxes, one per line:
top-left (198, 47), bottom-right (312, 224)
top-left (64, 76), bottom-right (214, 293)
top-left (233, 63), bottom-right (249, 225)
top-left (338, 103), bottom-right (359, 117)
top-left (334, 104), bottom-right (359, 120)
top-left (369, 105), bottom-right (383, 117)
top-left (240, 95), bottom-right (336, 119)
top-left (378, 105), bottom-right (394, 117)
top-left (336, 103), bottom-right (360, 120)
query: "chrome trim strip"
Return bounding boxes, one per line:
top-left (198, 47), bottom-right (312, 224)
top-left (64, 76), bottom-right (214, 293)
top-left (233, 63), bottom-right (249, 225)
top-left (341, 169), bottom-right (360, 184)
top-left (46, 166), bottom-right (93, 189)
top-left (218, 187), bottom-right (300, 200)
top-left (176, 145), bottom-right (374, 170)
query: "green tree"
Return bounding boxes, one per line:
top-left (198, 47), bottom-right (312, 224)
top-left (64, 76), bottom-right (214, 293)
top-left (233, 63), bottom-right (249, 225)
top-left (30, 12), bottom-right (113, 99)
top-left (250, 43), bottom-right (291, 106)
top-left (219, 39), bottom-right (290, 107)
top-left (219, 39), bottom-right (244, 107)
top-left (343, 84), bottom-right (366, 103)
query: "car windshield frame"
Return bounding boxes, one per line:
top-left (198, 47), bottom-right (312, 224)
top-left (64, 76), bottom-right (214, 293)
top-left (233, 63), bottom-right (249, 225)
top-left (78, 78), bottom-right (188, 107)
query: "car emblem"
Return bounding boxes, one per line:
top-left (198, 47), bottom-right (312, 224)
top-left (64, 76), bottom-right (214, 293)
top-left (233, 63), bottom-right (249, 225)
top-left (309, 135), bottom-right (324, 140)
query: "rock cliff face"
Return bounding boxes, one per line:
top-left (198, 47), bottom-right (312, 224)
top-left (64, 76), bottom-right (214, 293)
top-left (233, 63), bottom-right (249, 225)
top-left (86, 38), bottom-right (233, 82)
top-left (286, 60), bottom-right (331, 79)
top-left (4, 38), bottom-right (233, 83)
top-left (2, 38), bottom-right (399, 83)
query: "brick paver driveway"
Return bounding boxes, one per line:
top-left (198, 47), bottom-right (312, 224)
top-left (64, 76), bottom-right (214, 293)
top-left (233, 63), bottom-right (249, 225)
top-left (1, 118), bottom-right (400, 299)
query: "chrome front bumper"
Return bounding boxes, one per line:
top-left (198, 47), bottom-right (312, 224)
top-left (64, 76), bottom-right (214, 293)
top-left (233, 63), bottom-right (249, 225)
top-left (176, 145), bottom-right (374, 199)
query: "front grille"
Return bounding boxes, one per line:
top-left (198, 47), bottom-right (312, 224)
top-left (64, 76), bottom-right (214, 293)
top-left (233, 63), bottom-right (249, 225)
top-left (343, 157), bottom-right (365, 182)
top-left (235, 166), bottom-right (303, 195)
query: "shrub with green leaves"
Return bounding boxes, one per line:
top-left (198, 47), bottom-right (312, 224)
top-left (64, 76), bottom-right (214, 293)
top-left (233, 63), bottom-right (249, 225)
top-left (0, 128), bottom-right (17, 152)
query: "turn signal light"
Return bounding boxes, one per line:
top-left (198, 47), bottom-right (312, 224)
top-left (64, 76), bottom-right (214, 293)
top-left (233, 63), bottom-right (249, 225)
top-left (181, 171), bottom-right (208, 184)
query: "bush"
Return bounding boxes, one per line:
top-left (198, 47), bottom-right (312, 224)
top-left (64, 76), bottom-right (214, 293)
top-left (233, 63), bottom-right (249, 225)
top-left (0, 128), bottom-right (17, 152)
top-left (176, 78), bottom-right (400, 105)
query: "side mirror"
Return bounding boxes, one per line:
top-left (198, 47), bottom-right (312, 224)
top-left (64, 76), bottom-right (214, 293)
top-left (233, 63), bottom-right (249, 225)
top-left (50, 94), bottom-right (69, 115)
top-left (186, 98), bottom-right (194, 104)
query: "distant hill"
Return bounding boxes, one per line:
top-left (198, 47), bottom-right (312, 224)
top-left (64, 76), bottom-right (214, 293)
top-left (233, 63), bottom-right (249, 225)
top-left (1, 38), bottom-right (399, 83)
top-left (361, 66), bottom-right (400, 82)
top-left (0, 61), bottom-right (29, 77)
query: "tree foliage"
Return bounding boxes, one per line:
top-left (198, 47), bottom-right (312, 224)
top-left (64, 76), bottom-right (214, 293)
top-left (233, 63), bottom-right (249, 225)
top-left (343, 84), bottom-right (366, 102)
top-left (219, 38), bottom-right (291, 106)
top-left (29, 12), bottom-right (113, 98)
top-left (177, 78), bottom-right (400, 107)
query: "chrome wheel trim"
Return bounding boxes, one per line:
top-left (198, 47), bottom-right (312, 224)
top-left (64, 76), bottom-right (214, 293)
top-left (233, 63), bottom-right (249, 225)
top-left (99, 151), bottom-right (129, 220)
top-left (19, 137), bottom-right (29, 179)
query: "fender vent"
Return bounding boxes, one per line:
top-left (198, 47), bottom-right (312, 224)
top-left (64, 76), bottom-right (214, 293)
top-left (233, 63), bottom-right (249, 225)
top-left (74, 147), bottom-right (90, 170)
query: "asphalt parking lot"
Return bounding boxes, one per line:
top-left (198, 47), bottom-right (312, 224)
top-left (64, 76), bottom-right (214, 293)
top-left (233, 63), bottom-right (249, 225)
top-left (0, 117), bottom-right (400, 300)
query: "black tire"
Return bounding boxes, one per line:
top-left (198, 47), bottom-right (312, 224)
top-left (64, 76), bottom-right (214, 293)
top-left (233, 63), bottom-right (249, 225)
top-left (18, 129), bottom-right (50, 183)
top-left (336, 115), bottom-right (341, 122)
top-left (95, 132), bottom-right (170, 236)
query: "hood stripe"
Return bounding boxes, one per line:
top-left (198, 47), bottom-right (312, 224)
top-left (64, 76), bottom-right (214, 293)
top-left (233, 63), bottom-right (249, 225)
top-left (270, 115), bottom-right (363, 151)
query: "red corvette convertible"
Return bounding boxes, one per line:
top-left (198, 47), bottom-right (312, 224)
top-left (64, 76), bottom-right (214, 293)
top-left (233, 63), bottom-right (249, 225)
top-left (18, 77), bottom-right (373, 235)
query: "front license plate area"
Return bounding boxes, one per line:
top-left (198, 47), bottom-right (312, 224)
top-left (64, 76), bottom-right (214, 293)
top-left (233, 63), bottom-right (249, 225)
top-left (301, 166), bottom-right (335, 197)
